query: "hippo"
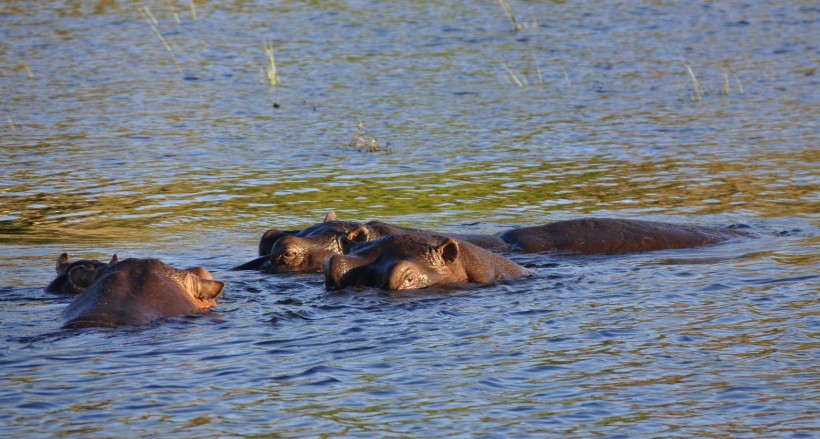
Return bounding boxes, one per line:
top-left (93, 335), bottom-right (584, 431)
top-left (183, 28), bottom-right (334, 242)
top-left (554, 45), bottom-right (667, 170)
top-left (46, 253), bottom-right (119, 294)
top-left (232, 219), bottom-right (367, 272)
top-left (234, 212), bottom-right (505, 273)
top-left (60, 258), bottom-right (224, 328)
top-left (238, 215), bottom-right (752, 274)
top-left (324, 234), bottom-right (531, 291)
top-left (496, 218), bottom-right (753, 254)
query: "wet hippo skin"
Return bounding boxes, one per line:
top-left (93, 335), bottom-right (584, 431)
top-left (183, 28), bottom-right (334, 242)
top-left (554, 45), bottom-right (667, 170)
top-left (61, 258), bottom-right (224, 328)
top-left (235, 218), bottom-right (509, 273)
top-left (324, 234), bottom-right (530, 291)
top-left (498, 218), bottom-right (753, 254)
top-left (239, 216), bottom-right (752, 274)
top-left (45, 253), bottom-right (118, 295)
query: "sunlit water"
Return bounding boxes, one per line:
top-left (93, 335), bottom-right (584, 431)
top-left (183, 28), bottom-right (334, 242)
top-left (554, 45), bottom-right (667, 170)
top-left (1, 1), bottom-right (818, 437)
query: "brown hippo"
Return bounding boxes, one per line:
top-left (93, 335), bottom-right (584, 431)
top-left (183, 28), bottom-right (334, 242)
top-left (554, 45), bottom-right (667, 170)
top-left (324, 234), bottom-right (530, 291)
top-left (61, 258), bottom-right (224, 328)
top-left (232, 219), bottom-right (367, 272)
top-left (46, 253), bottom-right (119, 295)
top-left (235, 214), bottom-right (505, 273)
top-left (239, 215), bottom-right (751, 274)
top-left (497, 218), bottom-right (753, 254)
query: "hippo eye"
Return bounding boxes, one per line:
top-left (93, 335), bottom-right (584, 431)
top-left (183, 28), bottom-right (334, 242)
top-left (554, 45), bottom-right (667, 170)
top-left (401, 272), bottom-right (418, 289)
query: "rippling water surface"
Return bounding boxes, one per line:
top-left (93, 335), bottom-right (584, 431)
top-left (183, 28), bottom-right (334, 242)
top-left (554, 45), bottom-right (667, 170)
top-left (1, 1), bottom-right (818, 437)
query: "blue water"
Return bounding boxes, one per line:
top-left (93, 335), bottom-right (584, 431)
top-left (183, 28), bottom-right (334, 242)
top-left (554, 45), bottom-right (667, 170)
top-left (1, 1), bottom-right (818, 437)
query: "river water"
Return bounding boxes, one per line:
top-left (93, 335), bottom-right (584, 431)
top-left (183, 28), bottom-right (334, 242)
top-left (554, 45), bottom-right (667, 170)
top-left (1, 1), bottom-right (818, 437)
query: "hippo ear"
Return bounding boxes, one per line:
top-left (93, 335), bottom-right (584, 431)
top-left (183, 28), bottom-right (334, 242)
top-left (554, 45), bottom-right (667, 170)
top-left (259, 228), bottom-right (288, 256)
top-left (324, 210), bottom-right (337, 222)
top-left (436, 238), bottom-right (460, 264)
top-left (196, 279), bottom-right (225, 300)
top-left (56, 253), bottom-right (71, 274)
top-left (67, 266), bottom-right (102, 289)
top-left (109, 254), bottom-right (119, 265)
top-left (185, 266), bottom-right (213, 280)
top-left (347, 225), bottom-right (370, 243)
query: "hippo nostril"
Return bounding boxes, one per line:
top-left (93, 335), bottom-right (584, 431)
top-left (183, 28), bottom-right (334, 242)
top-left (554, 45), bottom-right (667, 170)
top-left (324, 254), bottom-right (362, 290)
top-left (323, 255), bottom-right (344, 289)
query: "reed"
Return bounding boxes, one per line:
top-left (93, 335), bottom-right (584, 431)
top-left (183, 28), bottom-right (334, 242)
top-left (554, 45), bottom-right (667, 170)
top-left (533, 55), bottom-right (544, 87)
top-left (497, 0), bottom-right (522, 32)
top-left (500, 62), bottom-right (527, 88)
top-left (563, 68), bottom-right (571, 88)
top-left (263, 42), bottom-right (281, 87)
top-left (722, 68), bottom-right (730, 95)
top-left (683, 61), bottom-right (703, 101)
top-left (163, 0), bottom-right (181, 24)
top-left (139, 6), bottom-right (182, 74)
top-left (189, 0), bottom-right (197, 20)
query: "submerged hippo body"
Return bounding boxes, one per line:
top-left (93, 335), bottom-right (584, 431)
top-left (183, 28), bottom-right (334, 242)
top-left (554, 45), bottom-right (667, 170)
top-left (324, 235), bottom-right (530, 291)
top-left (499, 218), bottom-right (753, 254)
top-left (46, 253), bottom-right (118, 295)
top-left (61, 258), bottom-right (224, 328)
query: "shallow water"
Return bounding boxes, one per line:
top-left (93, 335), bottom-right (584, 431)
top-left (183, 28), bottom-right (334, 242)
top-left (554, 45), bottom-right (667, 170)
top-left (1, 0), bottom-right (818, 437)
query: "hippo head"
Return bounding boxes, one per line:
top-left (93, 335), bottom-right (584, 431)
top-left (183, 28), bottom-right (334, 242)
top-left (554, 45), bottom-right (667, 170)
top-left (324, 234), bottom-right (462, 290)
top-left (268, 221), bottom-right (374, 273)
top-left (62, 258), bottom-right (225, 328)
top-left (66, 260), bottom-right (223, 301)
top-left (257, 210), bottom-right (339, 256)
top-left (46, 253), bottom-right (119, 294)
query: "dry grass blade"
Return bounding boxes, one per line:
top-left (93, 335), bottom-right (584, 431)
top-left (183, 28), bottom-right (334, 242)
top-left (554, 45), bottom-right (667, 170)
top-left (263, 42), bottom-right (281, 87)
top-left (501, 62), bottom-right (526, 88)
top-left (722, 68), bottom-right (730, 95)
top-left (683, 61), bottom-right (703, 101)
top-left (533, 55), bottom-right (544, 87)
top-left (139, 6), bottom-right (182, 74)
top-left (497, 0), bottom-right (522, 32)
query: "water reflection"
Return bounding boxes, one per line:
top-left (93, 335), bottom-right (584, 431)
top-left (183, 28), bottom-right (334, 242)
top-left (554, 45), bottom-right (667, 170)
top-left (2, 149), bottom-right (815, 243)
